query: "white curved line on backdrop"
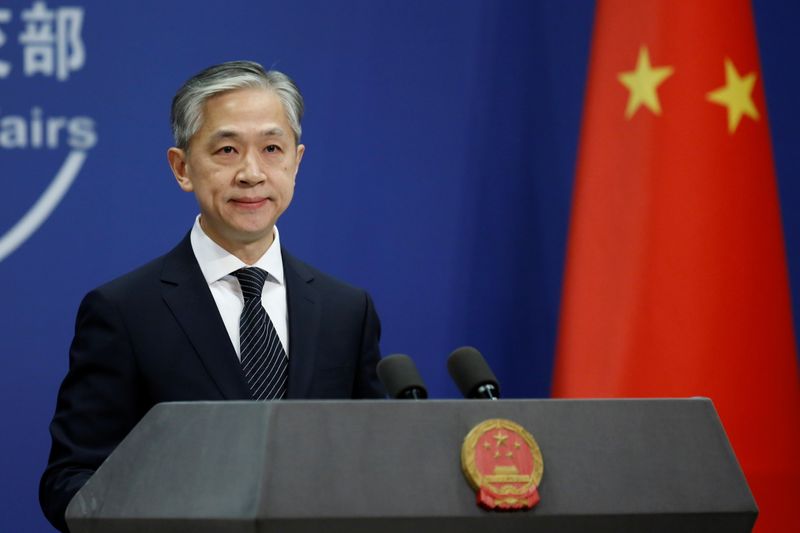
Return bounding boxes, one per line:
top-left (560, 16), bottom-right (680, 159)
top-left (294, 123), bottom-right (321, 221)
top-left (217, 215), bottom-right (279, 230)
top-left (0, 150), bottom-right (87, 263)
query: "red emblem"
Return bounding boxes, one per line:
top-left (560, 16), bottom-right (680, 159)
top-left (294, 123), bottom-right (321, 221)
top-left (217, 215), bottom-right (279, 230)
top-left (461, 418), bottom-right (544, 510)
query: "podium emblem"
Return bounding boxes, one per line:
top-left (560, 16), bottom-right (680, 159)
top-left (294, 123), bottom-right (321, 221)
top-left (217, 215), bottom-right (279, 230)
top-left (461, 418), bottom-right (543, 510)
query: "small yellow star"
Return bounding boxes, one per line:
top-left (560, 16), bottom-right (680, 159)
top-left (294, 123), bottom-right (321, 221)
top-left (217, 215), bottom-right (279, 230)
top-left (505, 451), bottom-right (513, 458)
top-left (494, 450), bottom-right (500, 459)
top-left (706, 58), bottom-right (760, 134)
top-left (493, 431), bottom-right (508, 446)
top-left (618, 45), bottom-right (674, 119)
top-left (482, 441), bottom-right (491, 449)
top-left (514, 441), bottom-right (521, 449)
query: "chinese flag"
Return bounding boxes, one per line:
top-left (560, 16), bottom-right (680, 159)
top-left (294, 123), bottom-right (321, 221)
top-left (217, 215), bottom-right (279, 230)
top-left (553, 0), bottom-right (800, 531)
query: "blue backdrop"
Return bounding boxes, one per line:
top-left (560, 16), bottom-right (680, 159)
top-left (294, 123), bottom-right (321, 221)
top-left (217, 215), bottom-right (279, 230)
top-left (1, 1), bottom-right (797, 530)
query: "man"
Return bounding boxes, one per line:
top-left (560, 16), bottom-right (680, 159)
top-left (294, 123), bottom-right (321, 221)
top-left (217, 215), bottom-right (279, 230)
top-left (40, 60), bottom-right (384, 532)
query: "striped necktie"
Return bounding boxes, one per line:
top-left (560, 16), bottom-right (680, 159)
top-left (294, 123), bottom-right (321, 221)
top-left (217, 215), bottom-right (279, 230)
top-left (234, 267), bottom-right (288, 400)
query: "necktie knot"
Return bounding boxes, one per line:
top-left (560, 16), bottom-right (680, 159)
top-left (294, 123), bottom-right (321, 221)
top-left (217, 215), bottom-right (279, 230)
top-left (234, 267), bottom-right (268, 301)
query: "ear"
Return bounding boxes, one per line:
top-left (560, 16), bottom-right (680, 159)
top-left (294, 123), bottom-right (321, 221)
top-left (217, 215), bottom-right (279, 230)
top-left (167, 147), bottom-right (194, 192)
top-left (293, 144), bottom-right (305, 178)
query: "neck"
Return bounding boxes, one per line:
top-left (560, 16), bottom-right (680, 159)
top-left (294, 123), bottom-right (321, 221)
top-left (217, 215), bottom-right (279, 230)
top-left (199, 218), bottom-right (275, 265)
top-left (230, 239), bottom-right (273, 265)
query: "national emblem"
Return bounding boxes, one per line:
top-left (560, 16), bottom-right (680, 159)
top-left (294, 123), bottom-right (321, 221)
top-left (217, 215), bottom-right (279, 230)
top-left (460, 418), bottom-right (543, 510)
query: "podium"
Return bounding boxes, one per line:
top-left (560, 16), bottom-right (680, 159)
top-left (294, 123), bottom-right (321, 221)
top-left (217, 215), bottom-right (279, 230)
top-left (66, 399), bottom-right (757, 532)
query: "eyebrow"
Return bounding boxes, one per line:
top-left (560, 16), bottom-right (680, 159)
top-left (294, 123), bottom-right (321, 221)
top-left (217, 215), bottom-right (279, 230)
top-left (261, 127), bottom-right (286, 137)
top-left (209, 127), bottom-right (287, 143)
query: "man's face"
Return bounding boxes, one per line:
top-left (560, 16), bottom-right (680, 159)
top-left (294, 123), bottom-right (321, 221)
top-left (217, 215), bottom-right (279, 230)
top-left (168, 87), bottom-right (304, 255)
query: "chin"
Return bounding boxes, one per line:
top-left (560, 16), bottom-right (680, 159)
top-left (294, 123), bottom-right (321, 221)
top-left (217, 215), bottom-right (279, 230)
top-left (233, 226), bottom-right (274, 243)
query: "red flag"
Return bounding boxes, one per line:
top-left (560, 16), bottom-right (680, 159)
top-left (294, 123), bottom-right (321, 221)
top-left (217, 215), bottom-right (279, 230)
top-left (553, 1), bottom-right (800, 530)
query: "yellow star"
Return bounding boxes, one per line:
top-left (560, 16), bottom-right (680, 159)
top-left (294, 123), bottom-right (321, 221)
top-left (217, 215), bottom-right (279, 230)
top-left (706, 58), bottom-right (760, 134)
top-left (493, 431), bottom-right (508, 447)
top-left (618, 46), bottom-right (674, 119)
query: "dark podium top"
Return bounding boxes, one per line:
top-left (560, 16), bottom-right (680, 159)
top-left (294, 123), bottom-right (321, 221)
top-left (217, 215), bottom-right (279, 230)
top-left (66, 399), bottom-right (757, 533)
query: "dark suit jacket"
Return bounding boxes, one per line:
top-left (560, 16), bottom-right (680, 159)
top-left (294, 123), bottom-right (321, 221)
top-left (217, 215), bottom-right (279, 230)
top-left (39, 234), bottom-right (384, 532)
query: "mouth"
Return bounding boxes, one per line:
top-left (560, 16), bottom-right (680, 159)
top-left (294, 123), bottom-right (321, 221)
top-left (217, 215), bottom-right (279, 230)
top-left (230, 197), bottom-right (269, 209)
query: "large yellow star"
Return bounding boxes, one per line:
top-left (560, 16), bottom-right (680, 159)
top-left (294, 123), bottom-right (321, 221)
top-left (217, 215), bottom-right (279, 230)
top-left (706, 58), bottom-right (760, 134)
top-left (618, 46), bottom-right (674, 119)
top-left (493, 431), bottom-right (508, 446)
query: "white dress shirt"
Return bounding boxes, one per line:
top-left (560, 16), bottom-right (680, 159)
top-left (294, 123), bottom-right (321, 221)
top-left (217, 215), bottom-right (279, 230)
top-left (189, 216), bottom-right (289, 359)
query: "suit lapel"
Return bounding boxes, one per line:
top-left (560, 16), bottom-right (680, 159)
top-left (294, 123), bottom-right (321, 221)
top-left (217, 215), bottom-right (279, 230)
top-left (283, 250), bottom-right (320, 399)
top-left (159, 235), bottom-right (251, 400)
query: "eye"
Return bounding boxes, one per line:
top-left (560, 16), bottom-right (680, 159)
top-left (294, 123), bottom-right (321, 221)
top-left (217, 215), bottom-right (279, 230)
top-left (216, 146), bottom-right (236, 155)
top-left (265, 144), bottom-right (281, 153)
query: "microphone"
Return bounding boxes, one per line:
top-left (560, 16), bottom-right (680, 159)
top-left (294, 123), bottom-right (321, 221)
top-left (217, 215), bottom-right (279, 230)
top-left (447, 346), bottom-right (500, 399)
top-left (377, 354), bottom-right (429, 399)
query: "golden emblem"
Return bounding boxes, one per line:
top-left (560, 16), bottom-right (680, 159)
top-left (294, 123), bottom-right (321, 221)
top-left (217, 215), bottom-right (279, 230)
top-left (461, 418), bottom-right (543, 509)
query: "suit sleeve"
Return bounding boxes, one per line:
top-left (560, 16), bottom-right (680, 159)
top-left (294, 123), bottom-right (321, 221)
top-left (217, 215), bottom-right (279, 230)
top-left (39, 289), bottom-right (145, 533)
top-left (352, 291), bottom-right (386, 398)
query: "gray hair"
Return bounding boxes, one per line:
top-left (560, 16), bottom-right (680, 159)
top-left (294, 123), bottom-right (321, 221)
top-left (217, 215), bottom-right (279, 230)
top-left (170, 60), bottom-right (304, 150)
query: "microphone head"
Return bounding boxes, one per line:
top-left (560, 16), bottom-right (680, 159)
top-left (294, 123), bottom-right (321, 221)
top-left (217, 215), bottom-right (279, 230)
top-left (377, 354), bottom-right (429, 399)
top-left (447, 346), bottom-right (500, 399)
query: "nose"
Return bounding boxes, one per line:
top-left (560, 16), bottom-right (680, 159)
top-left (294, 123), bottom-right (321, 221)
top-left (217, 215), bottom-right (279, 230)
top-left (236, 149), bottom-right (266, 185)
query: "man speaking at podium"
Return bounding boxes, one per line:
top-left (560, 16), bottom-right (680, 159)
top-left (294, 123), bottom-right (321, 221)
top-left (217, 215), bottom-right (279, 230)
top-left (40, 61), bottom-right (384, 532)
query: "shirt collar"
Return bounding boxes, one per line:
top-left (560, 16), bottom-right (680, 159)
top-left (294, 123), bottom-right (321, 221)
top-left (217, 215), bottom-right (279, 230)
top-left (189, 215), bottom-right (285, 286)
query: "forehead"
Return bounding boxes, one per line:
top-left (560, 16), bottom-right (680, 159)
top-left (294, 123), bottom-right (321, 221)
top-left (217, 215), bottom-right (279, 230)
top-left (197, 87), bottom-right (290, 136)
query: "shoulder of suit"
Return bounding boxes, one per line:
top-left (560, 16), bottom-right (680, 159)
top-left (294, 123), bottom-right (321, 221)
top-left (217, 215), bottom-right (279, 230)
top-left (282, 247), bottom-right (369, 297)
top-left (89, 236), bottom-right (191, 301)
